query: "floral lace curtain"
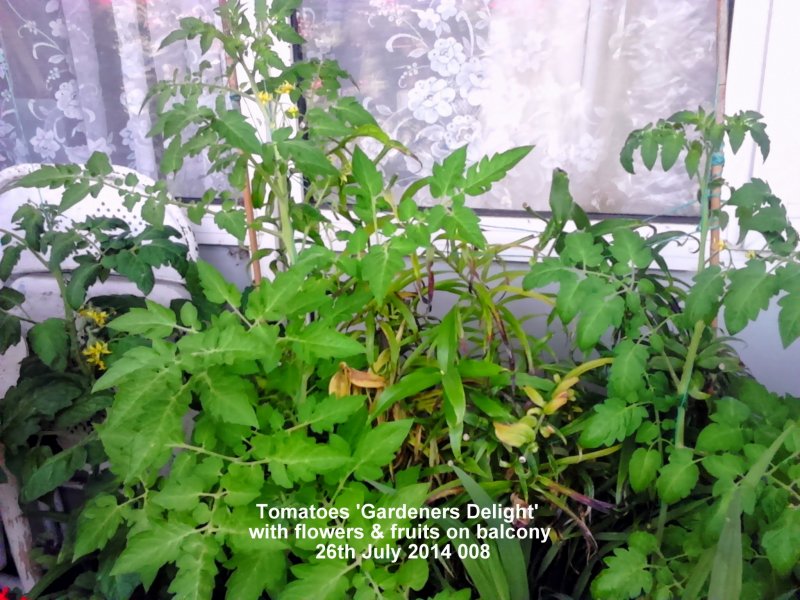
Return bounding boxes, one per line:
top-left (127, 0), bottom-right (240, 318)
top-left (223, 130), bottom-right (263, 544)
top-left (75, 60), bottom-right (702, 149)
top-left (0, 0), bottom-right (228, 197)
top-left (300, 0), bottom-right (718, 214)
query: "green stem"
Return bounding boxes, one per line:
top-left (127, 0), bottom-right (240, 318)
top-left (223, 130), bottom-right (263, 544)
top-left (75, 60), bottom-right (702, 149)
top-left (675, 320), bottom-right (705, 449)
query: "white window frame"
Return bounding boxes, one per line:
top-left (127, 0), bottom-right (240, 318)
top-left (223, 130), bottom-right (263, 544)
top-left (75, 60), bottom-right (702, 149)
top-left (192, 0), bottom-right (794, 276)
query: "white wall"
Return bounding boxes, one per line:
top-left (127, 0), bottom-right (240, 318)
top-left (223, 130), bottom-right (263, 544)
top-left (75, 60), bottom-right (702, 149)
top-left (724, 0), bottom-right (800, 395)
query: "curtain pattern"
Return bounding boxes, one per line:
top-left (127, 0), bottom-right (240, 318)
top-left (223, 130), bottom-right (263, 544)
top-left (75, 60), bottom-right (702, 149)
top-left (0, 0), bottom-right (227, 197)
top-left (300, 0), bottom-right (718, 214)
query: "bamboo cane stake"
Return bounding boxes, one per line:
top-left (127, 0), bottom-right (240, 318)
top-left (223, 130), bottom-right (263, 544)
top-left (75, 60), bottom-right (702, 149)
top-left (219, 0), bottom-right (262, 285)
top-left (709, 0), bottom-right (729, 267)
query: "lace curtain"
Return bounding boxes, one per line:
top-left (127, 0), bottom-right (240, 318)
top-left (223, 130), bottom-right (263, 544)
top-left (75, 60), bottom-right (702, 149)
top-left (300, 0), bottom-right (718, 214)
top-left (0, 0), bottom-right (228, 197)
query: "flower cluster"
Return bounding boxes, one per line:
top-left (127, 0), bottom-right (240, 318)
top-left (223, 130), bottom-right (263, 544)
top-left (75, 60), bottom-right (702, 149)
top-left (83, 340), bottom-right (111, 371)
top-left (79, 307), bottom-right (109, 327)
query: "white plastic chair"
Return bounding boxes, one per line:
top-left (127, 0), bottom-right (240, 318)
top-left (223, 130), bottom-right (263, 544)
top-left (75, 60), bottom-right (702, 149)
top-left (0, 163), bottom-right (198, 323)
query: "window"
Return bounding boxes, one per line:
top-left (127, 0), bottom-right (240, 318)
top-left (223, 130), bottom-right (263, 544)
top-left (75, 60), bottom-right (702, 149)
top-left (0, 0), bottom-right (228, 197)
top-left (297, 0), bottom-right (718, 215)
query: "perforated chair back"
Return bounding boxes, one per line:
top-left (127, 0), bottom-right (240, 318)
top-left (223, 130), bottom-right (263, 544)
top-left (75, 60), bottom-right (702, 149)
top-left (0, 164), bottom-right (198, 283)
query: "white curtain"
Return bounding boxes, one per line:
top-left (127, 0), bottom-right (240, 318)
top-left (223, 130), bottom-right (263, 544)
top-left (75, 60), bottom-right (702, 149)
top-left (0, 0), bottom-right (228, 197)
top-left (299, 0), bottom-right (718, 214)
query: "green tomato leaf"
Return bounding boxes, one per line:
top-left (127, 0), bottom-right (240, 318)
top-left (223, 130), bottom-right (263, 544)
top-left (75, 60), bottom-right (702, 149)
top-left (684, 266), bottom-right (725, 325)
top-left (196, 260), bottom-right (242, 307)
top-left (281, 562), bottom-right (351, 600)
top-left (656, 448), bottom-right (699, 504)
top-left (108, 300), bottom-right (176, 339)
top-left (194, 368), bottom-right (259, 428)
top-left (211, 110), bottom-right (262, 154)
top-left (579, 398), bottom-right (647, 448)
top-left (74, 494), bottom-right (126, 559)
top-left (696, 423), bottom-right (744, 453)
top-left (28, 318), bottom-right (69, 371)
top-left (283, 321), bottom-right (365, 360)
top-left (225, 551), bottom-right (287, 600)
top-left (214, 209), bottom-right (247, 241)
top-left (112, 520), bottom-right (197, 578)
top-left (778, 292), bottom-right (800, 348)
top-left (251, 432), bottom-right (350, 486)
top-left (66, 263), bottom-right (103, 309)
top-left (361, 244), bottom-right (404, 304)
top-left (591, 548), bottom-right (652, 600)
top-left (168, 536), bottom-right (219, 600)
top-left (761, 508), bottom-right (800, 576)
top-left (609, 340), bottom-right (649, 397)
top-left (724, 261), bottom-right (779, 334)
top-left (430, 146), bottom-right (466, 198)
top-left (21, 444), bottom-right (87, 502)
top-left (628, 448), bottom-right (662, 492)
top-left (352, 419), bottom-right (412, 480)
top-left (464, 146), bottom-right (533, 196)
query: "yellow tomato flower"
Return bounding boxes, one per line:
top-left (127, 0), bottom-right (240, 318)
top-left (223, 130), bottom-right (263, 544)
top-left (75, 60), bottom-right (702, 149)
top-left (713, 239), bottom-right (727, 252)
top-left (285, 105), bottom-right (300, 118)
top-left (276, 81), bottom-right (295, 95)
top-left (79, 308), bottom-right (109, 327)
top-left (256, 90), bottom-right (273, 104)
top-left (83, 340), bottom-right (111, 370)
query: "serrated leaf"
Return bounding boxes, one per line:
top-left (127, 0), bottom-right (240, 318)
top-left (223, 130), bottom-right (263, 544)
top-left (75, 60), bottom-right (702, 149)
top-left (431, 146), bottom-right (466, 198)
top-left (74, 494), bottom-right (125, 560)
top-left (684, 140), bottom-right (703, 178)
top-left (761, 508), bottom-right (800, 576)
top-left (281, 562), bottom-right (351, 600)
top-left (251, 432), bottom-right (350, 486)
top-left (640, 130), bottom-right (658, 170)
top-left (656, 448), bottom-right (699, 504)
top-left (99, 365), bottom-right (190, 482)
top-left (660, 130), bottom-right (684, 171)
top-left (66, 263), bottom-right (102, 309)
top-left (303, 395), bottom-right (364, 433)
top-left (211, 110), bottom-right (262, 154)
top-left (0, 245), bottom-right (23, 280)
top-left (214, 209), bottom-right (247, 241)
top-left (579, 398), bottom-right (647, 448)
top-left (684, 266), bottom-right (725, 325)
top-left (591, 548), bottom-right (652, 600)
top-left (522, 258), bottom-right (576, 289)
top-left (778, 293), bottom-right (800, 347)
top-left (609, 230), bottom-right (652, 272)
top-left (21, 445), bottom-right (87, 502)
top-left (195, 368), bottom-right (258, 428)
top-left (628, 448), bottom-right (662, 492)
top-left (724, 261), bottom-right (779, 334)
top-left (352, 420), bottom-right (412, 480)
top-left (450, 204), bottom-right (486, 248)
top-left (196, 260), bottom-right (242, 307)
top-left (169, 536), bottom-right (219, 600)
top-left (560, 232), bottom-right (604, 268)
top-left (112, 520), bottom-right (197, 577)
top-left (108, 300), bottom-right (176, 339)
top-left (226, 551), bottom-right (286, 600)
top-left (464, 146), bottom-right (533, 196)
top-left (361, 244), bottom-right (404, 304)
top-left (352, 145), bottom-right (383, 198)
top-left (284, 322), bottom-right (364, 359)
top-left (28, 318), bottom-right (69, 371)
top-left (575, 294), bottom-right (625, 352)
top-left (609, 340), bottom-right (648, 397)
top-left (245, 270), bottom-right (303, 321)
